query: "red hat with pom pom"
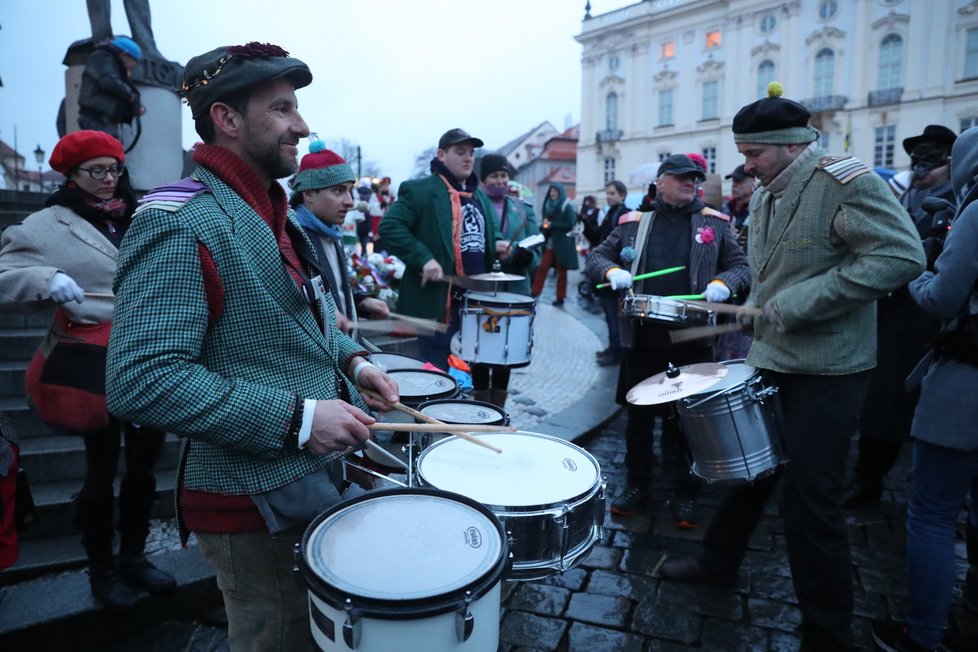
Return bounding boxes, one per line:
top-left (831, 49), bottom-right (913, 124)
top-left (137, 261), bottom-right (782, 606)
top-left (290, 138), bottom-right (355, 193)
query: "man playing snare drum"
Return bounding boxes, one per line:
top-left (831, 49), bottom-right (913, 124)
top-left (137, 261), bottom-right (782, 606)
top-left (658, 83), bottom-right (925, 652)
top-left (586, 154), bottom-right (750, 525)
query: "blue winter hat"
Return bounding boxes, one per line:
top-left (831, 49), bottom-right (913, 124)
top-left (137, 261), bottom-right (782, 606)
top-left (111, 36), bottom-right (142, 60)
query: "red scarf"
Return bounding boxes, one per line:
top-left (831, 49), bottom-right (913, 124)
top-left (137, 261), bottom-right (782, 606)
top-left (193, 144), bottom-right (306, 289)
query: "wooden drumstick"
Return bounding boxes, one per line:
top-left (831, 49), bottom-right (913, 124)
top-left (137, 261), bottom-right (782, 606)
top-left (84, 292), bottom-right (115, 299)
top-left (366, 422), bottom-right (506, 453)
top-left (388, 312), bottom-right (449, 333)
top-left (686, 300), bottom-right (763, 317)
top-left (357, 387), bottom-right (445, 425)
top-left (669, 322), bottom-right (746, 343)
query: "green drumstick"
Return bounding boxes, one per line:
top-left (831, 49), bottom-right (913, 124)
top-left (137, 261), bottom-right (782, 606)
top-left (595, 265), bottom-right (686, 290)
top-left (664, 294), bottom-right (705, 301)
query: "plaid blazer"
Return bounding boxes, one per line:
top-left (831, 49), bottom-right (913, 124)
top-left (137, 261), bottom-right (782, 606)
top-left (745, 148), bottom-right (926, 375)
top-left (106, 167), bottom-right (368, 494)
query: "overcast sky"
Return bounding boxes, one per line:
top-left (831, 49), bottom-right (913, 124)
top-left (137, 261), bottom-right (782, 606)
top-left (1, 0), bottom-right (634, 183)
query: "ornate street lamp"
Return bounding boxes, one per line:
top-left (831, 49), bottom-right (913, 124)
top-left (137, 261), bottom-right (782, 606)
top-left (33, 144), bottom-right (44, 192)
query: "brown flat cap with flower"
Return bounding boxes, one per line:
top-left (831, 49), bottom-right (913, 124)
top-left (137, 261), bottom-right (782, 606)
top-left (181, 42), bottom-right (312, 118)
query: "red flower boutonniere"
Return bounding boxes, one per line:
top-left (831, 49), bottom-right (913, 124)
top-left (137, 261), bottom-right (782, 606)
top-left (695, 226), bottom-right (715, 245)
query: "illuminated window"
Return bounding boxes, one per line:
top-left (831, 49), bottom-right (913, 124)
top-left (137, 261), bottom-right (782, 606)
top-left (706, 31), bottom-right (722, 49)
top-left (658, 89), bottom-right (673, 126)
top-left (662, 41), bottom-right (675, 59)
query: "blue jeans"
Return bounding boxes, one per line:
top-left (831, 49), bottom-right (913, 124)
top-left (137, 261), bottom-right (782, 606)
top-left (905, 440), bottom-right (978, 649)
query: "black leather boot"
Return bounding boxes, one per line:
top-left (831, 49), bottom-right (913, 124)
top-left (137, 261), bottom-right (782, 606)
top-left (119, 548), bottom-right (176, 595)
top-left (89, 562), bottom-right (140, 611)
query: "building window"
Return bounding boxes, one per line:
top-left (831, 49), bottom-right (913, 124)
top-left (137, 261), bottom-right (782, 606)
top-left (706, 30), bottom-right (722, 50)
top-left (966, 28), bottom-right (978, 79)
top-left (814, 48), bottom-right (835, 97)
top-left (818, 0), bottom-right (838, 20)
top-left (603, 157), bottom-right (616, 185)
top-left (605, 92), bottom-right (619, 131)
top-left (757, 60), bottom-right (776, 99)
top-left (759, 14), bottom-right (777, 34)
top-left (658, 152), bottom-right (672, 162)
top-left (701, 147), bottom-right (717, 174)
top-left (961, 116), bottom-right (978, 132)
top-left (701, 81), bottom-right (719, 120)
top-left (658, 88), bottom-right (674, 126)
top-left (608, 54), bottom-right (620, 71)
top-left (874, 125), bottom-right (896, 167)
top-left (878, 34), bottom-right (903, 90)
top-left (661, 41), bottom-right (675, 59)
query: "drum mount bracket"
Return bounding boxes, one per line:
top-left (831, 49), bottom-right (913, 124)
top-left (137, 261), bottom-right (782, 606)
top-left (455, 591), bottom-right (474, 642)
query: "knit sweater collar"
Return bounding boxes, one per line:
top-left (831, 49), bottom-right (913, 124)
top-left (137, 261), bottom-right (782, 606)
top-left (193, 144), bottom-right (289, 233)
top-left (766, 142), bottom-right (821, 198)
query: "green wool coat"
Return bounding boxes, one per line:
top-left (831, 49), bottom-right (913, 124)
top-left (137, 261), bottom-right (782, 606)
top-left (745, 146), bottom-right (926, 375)
top-left (106, 167), bottom-right (369, 495)
top-left (540, 182), bottom-right (580, 270)
top-left (379, 174), bottom-right (497, 322)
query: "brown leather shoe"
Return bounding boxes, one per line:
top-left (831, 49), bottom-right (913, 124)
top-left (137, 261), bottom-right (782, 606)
top-left (659, 557), bottom-right (737, 587)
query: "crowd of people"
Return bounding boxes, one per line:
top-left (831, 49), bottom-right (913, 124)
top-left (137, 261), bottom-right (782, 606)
top-left (2, 36), bottom-right (978, 652)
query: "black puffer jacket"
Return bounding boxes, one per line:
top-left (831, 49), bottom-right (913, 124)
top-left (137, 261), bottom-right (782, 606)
top-left (78, 47), bottom-right (140, 124)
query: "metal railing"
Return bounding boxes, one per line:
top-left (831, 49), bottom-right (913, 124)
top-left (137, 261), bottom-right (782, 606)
top-left (800, 95), bottom-right (847, 113)
top-left (868, 88), bottom-right (903, 107)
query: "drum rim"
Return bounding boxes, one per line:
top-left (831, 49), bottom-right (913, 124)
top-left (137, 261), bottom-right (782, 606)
top-left (386, 369), bottom-right (460, 404)
top-left (368, 352), bottom-right (428, 371)
top-left (416, 398), bottom-right (509, 426)
top-left (463, 291), bottom-right (536, 307)
top-left (416, 431), bottom-right (603, 512)
top-left (298, 487), bottom-right (510, 619)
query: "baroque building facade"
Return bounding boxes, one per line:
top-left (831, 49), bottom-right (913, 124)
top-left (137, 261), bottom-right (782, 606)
top-left (576, 0), bottom-right (978, 199)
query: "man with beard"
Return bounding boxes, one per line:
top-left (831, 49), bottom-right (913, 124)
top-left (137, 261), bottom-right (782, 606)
top-left (105, 43), bottom-right (399, 651)
top-left (379, 128), bottom-right (497, 369)
top-left (658, 84), bottom-right (925, 652)
top-left (586, 154), bottom-right (751, 526)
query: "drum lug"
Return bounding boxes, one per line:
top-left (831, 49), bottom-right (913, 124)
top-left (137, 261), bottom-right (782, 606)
top-left (455, 591), bottom-right (475, 643)
top-left (342, 599), bottom-right (361, 649)
top-left (554, 506), bottom-right (571, 572)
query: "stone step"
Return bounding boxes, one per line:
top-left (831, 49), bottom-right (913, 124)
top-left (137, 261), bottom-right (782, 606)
top-left (0, 360), bottom-right (27, 399)
top-left (0, 401), bottom-right (52, 439)
top-left (19, 432), bottom-right (182, 484)
top-left (17, 467), bottom-right (177, 542)
top-left (0, 545), bottom-right (222, 649)
top-left (0, 309), bottom-right (54, 330)
top-left (0, 327), bottom-right (46, 360)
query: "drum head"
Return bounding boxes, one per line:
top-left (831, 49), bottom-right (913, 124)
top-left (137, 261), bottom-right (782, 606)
top-left (370, 352), bottom-right (427, 372)
top-left (304, 492), bottom-right (502, 600)
top-left (419, 400), bottom-right (507, 425)
top-left (418, 432), bottom-right (599, 509)
top-left (387, 369), bottom-right (458, 404)
top-left (465, 291), bottom-right (535, 307)
top-left (702, 361), bottom-right (757, 393)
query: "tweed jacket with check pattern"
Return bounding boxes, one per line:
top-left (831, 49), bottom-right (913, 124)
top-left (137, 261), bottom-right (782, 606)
top-left (106, 166), bottom-right (369, 495)
top-left (744, 144), bottom-right (926, 375)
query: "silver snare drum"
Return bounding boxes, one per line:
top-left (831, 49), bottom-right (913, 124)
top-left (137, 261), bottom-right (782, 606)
top-left (416, 431), bottom-right (605, 581)
top-left (677, 361), bottom-right (785, 483)
top-left (622, 294), bottom-right (716, 327)
top-left (416, 399), bottom-right (509, 453)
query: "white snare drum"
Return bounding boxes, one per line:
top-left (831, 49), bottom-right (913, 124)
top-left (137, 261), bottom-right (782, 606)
top-left (417, 431), bottom-right (605, 581)
top-left (416, 399), bottom-right (509, 452)
top-left (298, 488), bottom-right (509, 652)
top-left (366, 369), bottom-right (459, 469)
top-left (460, 292), bottom-right (535, 367)
top-left (677, 360), bottom-right (785, 484)
top-left (369, 352), bottom-right (427, 372)
top-left (622, 294), bottom-right (715, 327)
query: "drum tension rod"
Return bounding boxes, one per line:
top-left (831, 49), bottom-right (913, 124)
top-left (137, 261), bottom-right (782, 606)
top-left (343, 599), bottom-right (362, 649)
top-left (455, 591), bottom-right (475, 643)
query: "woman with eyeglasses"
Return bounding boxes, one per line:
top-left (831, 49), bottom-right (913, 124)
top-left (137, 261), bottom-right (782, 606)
top-left (0, 130), bottom-right (174, 610)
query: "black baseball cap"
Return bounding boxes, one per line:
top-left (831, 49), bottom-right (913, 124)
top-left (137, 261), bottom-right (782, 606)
top-left (658, 154), bottom-right (706, 181)
top-left (725, 164), bottom-right (750, 181)
top-left (438, 128), bottom-right (484, 150)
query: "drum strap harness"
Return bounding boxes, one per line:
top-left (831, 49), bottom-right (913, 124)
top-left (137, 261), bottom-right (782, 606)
top-left (480, 307), bottom-right (534, 333)
top-left (629, 211), bottom-right (656, 284)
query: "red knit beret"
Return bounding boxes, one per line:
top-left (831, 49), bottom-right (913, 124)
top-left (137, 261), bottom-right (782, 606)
top-left (49, 130), bottom-right (125, 174)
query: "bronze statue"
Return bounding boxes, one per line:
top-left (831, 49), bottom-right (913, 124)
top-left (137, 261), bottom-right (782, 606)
top-left (86, 0), bottom-right (162, 60)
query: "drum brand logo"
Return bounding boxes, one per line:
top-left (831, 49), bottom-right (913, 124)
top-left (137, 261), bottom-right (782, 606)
top-left (465, 526), bottom-right (483, 548)
top-left (562, 458), bottom-right (578, 472)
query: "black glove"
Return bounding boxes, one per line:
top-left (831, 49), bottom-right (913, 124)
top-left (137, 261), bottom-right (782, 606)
top-left (511, 247), bottom-right (533, 269)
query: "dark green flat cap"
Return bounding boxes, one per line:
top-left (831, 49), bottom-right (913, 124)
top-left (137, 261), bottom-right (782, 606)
top-left (181, 42), bottom-right (312, 118)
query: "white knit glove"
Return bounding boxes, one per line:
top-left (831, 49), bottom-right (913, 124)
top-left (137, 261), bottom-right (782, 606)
top-left (607, 268), bottom-right (633, 291)
top-left (703, 280), bottom-right (731, 303)
top-left (47, 272), bottom-right (84, 304)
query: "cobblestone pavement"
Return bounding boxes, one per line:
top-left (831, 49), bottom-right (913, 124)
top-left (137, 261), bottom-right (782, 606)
top-left (109, 269), bottom-right (978, 651)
